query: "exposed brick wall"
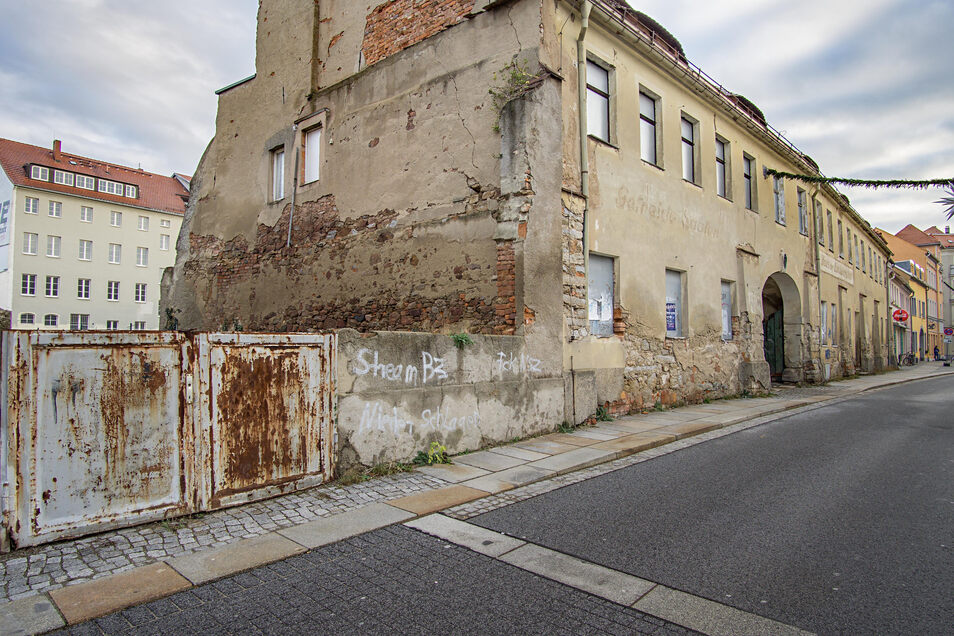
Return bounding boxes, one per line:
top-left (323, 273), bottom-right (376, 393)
top-left (182, 195), bottom-right (507, 333)
top-left (362, 0), bottom-right (476, 66)
top-left (561, 197), bottom-right (587, 339)
top-left (495, 241), bottom-right (516, 334)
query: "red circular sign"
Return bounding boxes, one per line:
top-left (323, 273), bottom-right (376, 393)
top-left (893, 309), bottom-right (909, 322)
top-left (945, 327), bottom-right (954, 336)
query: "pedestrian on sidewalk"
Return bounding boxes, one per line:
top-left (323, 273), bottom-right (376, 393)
top-left (934, 345), bottom-right (940, 361)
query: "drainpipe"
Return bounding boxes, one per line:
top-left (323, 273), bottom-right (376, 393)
top-left (577, 1), bottom-right (591, 333)
top-left (811, 190), bottom-right (824, 378)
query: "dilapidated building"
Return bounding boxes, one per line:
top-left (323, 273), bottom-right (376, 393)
top-left (163, 0), bottom-right (892, 465)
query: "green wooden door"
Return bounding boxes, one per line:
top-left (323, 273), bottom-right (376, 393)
top-left (763, 310), bottom-right (784, 378)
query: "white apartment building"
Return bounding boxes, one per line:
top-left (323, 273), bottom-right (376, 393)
top-left (0, 138), bottom-right (187, 330)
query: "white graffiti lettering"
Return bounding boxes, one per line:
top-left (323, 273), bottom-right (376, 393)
top-left (494, 351), bottom-right (542, 376)
top-left (357, 401), bottom-right (479, 435)
top-left (352, 348), bottom-right (448, 386)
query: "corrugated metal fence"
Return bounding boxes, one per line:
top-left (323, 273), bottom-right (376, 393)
top-left (0, 331), bottom-right (336, 549)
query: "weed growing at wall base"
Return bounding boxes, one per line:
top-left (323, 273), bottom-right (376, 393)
top-left (451, 332), bottom-right (474, 349)
top-left (413, 441), bottom-right (451, 466)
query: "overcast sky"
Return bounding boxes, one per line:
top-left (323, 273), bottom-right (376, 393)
top-left (1, 0), bottom-right (951, 233)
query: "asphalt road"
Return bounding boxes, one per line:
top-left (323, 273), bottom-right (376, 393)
top-left (52, 525), bottom-right (695, 635)
top-left (473, 375), bottom-right (954, 635)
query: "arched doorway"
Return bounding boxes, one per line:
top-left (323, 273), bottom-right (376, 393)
top-left (761, 272), bottom-right (802, 383)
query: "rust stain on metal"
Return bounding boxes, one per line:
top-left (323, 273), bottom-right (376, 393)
top-left (214, 349), bottom-right (309, 495)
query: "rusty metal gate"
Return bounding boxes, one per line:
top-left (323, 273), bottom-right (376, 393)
top-left (1, 331), bottom-right (336, 549)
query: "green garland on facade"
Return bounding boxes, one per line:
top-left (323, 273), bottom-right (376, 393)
top-left (764, 168), bottom-right (953, 191)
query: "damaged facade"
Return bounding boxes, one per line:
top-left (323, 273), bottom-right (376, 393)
top-left (163, 0), bottom-right (892, 465)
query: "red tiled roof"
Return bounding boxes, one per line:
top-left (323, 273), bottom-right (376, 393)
top-left (0, 138), bottom-right (188, 216)
top-left (895, 224), bottom-right (940, 247)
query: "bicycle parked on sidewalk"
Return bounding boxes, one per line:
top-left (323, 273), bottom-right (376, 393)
top-left (900, 352), bottom-right (916, 366)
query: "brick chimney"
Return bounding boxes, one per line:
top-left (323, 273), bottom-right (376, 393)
top-left (52, 139), bottom-right (62, 162)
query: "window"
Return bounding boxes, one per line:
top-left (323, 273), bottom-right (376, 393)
top-left (797, 189), bottom-right (808, 235)
top-left (132, 321), bottom-right (146, 330)
top-left (77, 278), bottom-right (90, 299)
top-left (587, 254), bottom-right (615, 336)
top-left (838, 220), bottom-right (844, 257)
top-left (110, 211), bottom-right (122, 227)
top-left (76, 175), bottom-right (95, 190)
top-left (160, 234), bottom-right (170, 250)
top-left (272, 148), bottom-right (285, 201)
top-left (639, 91), bottom-right (659, 165)
top-left (586, 61), bottom-right (610, 143)
top-left (721, 281), bottom-right (733, 340)
top-left (19, 313), bottom-right (35, 325)
top-left (680, 116), bottom-right (698, 184)
top-left (773, 176), bottom-right (785, 225)
top-left (69, 314), bottom-right (89, 331)
top-left (828, 303), bottom-right (838, 345)
top-left (303, 126), bottom-right (322, 183)
top-left (715, 138), bottom-right (729, 198)
top-left (135, 283), bottom-right (147, 303)
top-left (98, 179), bottom-right (124, 195)
top-left (44, 314), bottom-right (58, 327)
top-left (821, 302), bottom-right (828, 345)
top-left (846, 229), bottom-right (852, 263)
top-left (825, 210), bottom-right (828, 254)
top-left (22, 232), bottom-right (37, 255)
top-left (108, 243), bottom-right (121, 264)
top-left (160, 219), bottom-right (171, 228)
top-left (125, 184), bottom-right (137, 198)
top-left (31, 166), bottom-right (49, 181)
top-left (815, 200), bottom-right (824, 245)
top-left (861, 242), bottom-right (866, 272)
top-left (868, 247), bottom-right (873, 277)
top-left (48, 201), bottom-right (62, 217)
top-left (742, 155), bottom-right (756, 211)
top-left (21, 274), bottom-right (36, 296)
top-left (47, 235), bottom-right (61, 258)
top-left (136, 246), bottom-right (148, 267)
top-left (138, 216), bottom-right (149, 231)
top-left (81, 206), bottom-right (93, 222)
top-left (106, 320), bottom-right (119, 331)
top-left (25, 197), bottom-right (38, 214)
top-left (53, 170), bottom-right (74, 187)
top-left (665, 269), bottom-right (685, 338)
top-left (45, 275), bottom-right (59, 297)
top-left (107, 281), bottom-right (120, 301)
top-left (78, 239), bottom-right (92, 261)
top-left (853, 235), bottom-right (859, 269)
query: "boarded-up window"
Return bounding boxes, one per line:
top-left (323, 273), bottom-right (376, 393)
top-left (773, 176), bottom-right (785, 225)
top-left (303, 127), bottom-right (321, 184)
top-left (721, 281), bottom-right (733, 340)
top-left (821, 302), bottom-right (828, 345)
top-left (666, 269), bottom-right (684, 338)
top-left (588, 254), bottom-right (614, 337)
top-left (586, 61), bottom-right (610, 142)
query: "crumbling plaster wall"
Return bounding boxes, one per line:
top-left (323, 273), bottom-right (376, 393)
top-left (163, 0), bottom-right (562, 346)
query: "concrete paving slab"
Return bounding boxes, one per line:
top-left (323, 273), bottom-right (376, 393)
top-left (454, 450), bottom-right (526, 472)
top-left (458, 474), bottom-right (517, 494)
top-left (501, 544), bottom-right (656, 607)
top-left (416, 462), bottom-right (490, 483)
top-left (568, 428), bottom-right (622, 441)
top-left (601, 419), bottom-right (671, 433)
top-left (513, 439), bottom-right (578, 455)
top-left (633, 585), bottom-right (810, 636)
top-left (535, 433), bottom-right (597, 447)
top-left (486, 445), bottom-right (550, 461)
top-left (0, 594), bottom-right (64, 635)
top-left (485, 465), bottom-right (555, 487)
top-left (388, 485), bottom-right (488, 515)
top-left (404, 514), bottom-right (525, 558)
top-left (526, 447), bottom-right (617, 474)
top-left (656, 419), bottom-right (723, 440)
top-left (168, 532), bottom-right (305, 584)
top-left (277, 502), bottom-right (414, 549)
top-left (49, 563), bottom-right (190, 625)
top-left (590, 432), bottom-right (677, 456)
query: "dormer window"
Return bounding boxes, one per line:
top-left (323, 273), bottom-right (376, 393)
top-left (98, 179), bottom-right (124, 195)
top-left (53, 170), bottom-right (74, 186)
top-left (76, 175), bottom-right (95, 189)
top-left (31, 165), bottom-right (49, 181)
top-left (125, 184), bottom-right (137, 198)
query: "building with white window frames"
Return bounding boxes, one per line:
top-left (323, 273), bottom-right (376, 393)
top-left (0, 138), bottom-right (187, 329)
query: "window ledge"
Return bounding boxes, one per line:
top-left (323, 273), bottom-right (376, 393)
top-left (587, 135), bottom-right (619, 150)
top-left (641, 159), bottom-right (664, 171)
top-left (682, 179), bottom-right (702, 189)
